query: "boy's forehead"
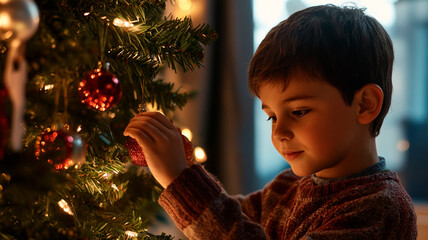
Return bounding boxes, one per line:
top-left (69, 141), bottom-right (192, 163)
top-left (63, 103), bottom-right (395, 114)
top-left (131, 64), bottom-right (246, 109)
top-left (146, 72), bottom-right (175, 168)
top-left (260, 79), bottom-right (316, 97)
top-left (259, 76), bottom-right (336, 104)
top-left (262, 73), bottom-right (327, 92)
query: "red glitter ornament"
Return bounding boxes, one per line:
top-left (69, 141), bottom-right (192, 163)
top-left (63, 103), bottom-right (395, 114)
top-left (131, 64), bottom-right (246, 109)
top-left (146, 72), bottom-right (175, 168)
top-left (78, 68), bottom-right (122, 111)
top-left (34, 128), bottom-right (85, 170)
top-left (125, 134), bottom-right (194, 167)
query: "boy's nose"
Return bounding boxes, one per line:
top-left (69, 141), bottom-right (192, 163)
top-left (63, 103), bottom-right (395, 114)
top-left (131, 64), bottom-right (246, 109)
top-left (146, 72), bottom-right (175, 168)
top-left (272, 122), bottom-right (293, 141)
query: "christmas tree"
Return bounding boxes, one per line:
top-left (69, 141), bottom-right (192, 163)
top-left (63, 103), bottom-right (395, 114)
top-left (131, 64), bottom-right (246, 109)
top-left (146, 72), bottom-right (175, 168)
top-left (0, 0), bottom-right (216, 239)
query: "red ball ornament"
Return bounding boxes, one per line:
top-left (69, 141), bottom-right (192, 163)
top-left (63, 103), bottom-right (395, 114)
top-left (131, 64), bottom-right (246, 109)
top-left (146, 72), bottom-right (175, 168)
top-left (34, 128), bottom-right (85, 170)
top-left (125, 134), bottom-right (194, 167)
top-left (125, 137), bottom-right (146, 166)
top-left (78, 68), bottom-right (122, 111)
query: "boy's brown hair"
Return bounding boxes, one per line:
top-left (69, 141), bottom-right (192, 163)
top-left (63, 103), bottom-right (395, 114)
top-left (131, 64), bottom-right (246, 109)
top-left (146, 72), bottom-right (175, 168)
top-left (248, 4), bottom-right (394, 137)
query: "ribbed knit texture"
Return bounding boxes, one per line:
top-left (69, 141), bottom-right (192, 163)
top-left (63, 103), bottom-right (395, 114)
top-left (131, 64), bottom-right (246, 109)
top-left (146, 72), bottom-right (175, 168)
top-left (158, 164), bottom-right (417, 240)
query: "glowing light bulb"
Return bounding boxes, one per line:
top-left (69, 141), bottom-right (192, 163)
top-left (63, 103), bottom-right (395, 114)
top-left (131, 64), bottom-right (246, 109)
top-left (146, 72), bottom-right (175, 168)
top-left (178, 0), bottom-right (192, 11)
top-left (58, 199), bottom-right (74, 216)
top-left (194, 147), bottom-right (207, 163)
top-left (113, 18), bottom-right (123, 26)
top-left (43, 84), bottom-right (54, 91)
top-left (113, 18), bottom-right (134, 28)
top-left (125, 231), bottom-right (138, 238)
top-left (181, 128), bottom-right (193, 141)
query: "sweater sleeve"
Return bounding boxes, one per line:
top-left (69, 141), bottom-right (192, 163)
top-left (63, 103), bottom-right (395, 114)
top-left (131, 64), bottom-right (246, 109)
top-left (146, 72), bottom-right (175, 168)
top-left (158, 164), bottom-right (267, 240)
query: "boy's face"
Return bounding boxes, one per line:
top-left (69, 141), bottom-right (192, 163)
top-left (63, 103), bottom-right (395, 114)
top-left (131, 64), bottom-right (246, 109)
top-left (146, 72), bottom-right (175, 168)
top-left (259, 72), bottom-right (365, 178)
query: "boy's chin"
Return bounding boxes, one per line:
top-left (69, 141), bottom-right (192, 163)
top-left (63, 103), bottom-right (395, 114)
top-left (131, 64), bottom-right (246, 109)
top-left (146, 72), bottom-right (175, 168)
top-left (290, 167), bottom-right (314, 177)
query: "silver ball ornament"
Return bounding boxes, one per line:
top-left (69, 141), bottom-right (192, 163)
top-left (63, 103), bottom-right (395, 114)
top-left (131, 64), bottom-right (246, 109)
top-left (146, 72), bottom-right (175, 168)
top-left (0, 0), bottom-right (40, 42)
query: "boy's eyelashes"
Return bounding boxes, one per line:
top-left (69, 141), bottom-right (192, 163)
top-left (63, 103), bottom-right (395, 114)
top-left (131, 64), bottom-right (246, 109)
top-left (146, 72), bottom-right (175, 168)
top-left (266, 109), bottom-right (311, 123)
top-left (292, 109), bottom-right (311, 118)
top-left (266, 116), bottom-right (277, 123)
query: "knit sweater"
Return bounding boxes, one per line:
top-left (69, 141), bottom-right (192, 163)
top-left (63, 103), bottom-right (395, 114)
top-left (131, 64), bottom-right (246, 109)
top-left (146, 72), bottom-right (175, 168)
top-left (158, 160), bottom-right (417, 240)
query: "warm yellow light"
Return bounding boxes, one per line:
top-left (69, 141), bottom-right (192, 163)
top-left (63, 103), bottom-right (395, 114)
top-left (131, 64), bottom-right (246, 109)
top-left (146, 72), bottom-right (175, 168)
top-left (113, 18), bottom-right (123, 26)
top-left (0, 12), bottom-right (13, 40)
top-left (43, 84), bottom-right (54, 91)
top-left (144, 102), bottom-right (164, 115)
top-left (194, 147), bottom-right (207, 163)
top-left (113, 18), bottom-right (134, 28)
top-left (0, 13), bottom-right (11, 27)
top-left (181, 128), bottom-right (192, 141)
top-left (178, 0), bottom-right (192, 11)
top-left (111, 183), bottom-right (119, 191)
top-left (58, 199), bottom-right (74, 216)
top-left (125, 230), bottom-right (138, 238)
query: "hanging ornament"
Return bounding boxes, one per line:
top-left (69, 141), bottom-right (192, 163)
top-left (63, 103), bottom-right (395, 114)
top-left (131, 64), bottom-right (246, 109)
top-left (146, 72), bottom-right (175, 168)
top-left (34, 127), bottom-right (85, 170)
top-left (0, 0), bottom-right (40, 42)
top-left (78, 64), bottom-right (122, 111)
top-left (1, 0), bottom-right (40, 152)
top-left (125, 134), bottom-right (194, 167)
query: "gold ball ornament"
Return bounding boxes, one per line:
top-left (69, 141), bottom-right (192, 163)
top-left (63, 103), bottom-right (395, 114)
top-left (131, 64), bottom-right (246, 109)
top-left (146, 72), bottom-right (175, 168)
top-left (0, 0), bottom-right (40, 42)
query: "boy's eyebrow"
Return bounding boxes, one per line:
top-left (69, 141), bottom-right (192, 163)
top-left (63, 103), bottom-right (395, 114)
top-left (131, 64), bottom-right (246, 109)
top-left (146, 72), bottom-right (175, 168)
top-left (283, 94), bottom-right (315, 103)
top-left (261, 94), bottom-right (315, 109)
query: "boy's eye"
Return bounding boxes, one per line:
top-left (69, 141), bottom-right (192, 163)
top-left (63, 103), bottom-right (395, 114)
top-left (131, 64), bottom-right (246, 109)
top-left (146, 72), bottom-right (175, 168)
top-left (266, 116), bottom-right (277, 123)
top-left (292, 109), bottom-right (310, 118)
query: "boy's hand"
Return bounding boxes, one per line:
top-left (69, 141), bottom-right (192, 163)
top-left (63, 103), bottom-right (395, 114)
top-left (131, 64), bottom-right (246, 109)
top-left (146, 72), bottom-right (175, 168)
top-left (123, 112), bottom-right (188, 188)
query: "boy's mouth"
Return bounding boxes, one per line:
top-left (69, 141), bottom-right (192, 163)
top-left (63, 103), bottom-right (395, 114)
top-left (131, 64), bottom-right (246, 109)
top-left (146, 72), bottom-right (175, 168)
top-left (283, 151), bottom-right (303, 161)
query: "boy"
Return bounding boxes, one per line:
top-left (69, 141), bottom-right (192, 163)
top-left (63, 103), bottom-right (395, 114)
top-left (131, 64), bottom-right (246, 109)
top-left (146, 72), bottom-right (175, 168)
top-left (124, 4), bottom-right (417, 239)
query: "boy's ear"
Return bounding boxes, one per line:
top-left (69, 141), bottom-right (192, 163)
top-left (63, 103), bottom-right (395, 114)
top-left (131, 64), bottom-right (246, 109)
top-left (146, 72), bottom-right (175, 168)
top-left (354, 84), bottom-right (384, 125)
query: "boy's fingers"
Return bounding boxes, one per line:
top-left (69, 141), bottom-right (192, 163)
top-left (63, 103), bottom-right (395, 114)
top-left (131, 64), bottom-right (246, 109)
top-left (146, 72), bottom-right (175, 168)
top-left (123, 128), bottom-right (154, 145)
top-left (128, 115), bottom-right (171, 136)
top-left (136, 111), bottom-right (176, 130)
top-left (125, 119), bottom-right (167, 142)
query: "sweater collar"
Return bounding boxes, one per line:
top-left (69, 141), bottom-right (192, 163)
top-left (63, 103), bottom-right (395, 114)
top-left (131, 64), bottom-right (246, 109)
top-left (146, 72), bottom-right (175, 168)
top-left (311, 157), bottom-right (388, 185)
